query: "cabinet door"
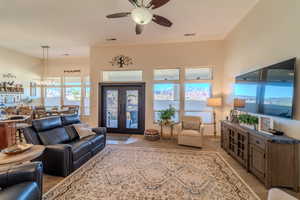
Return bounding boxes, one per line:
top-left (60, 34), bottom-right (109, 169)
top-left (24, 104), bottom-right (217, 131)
top-left (228, 128), bottom-right (236, 156)
top-left (221, 123), bottom-right (229, 151)
top-left (249, 144), bottom-right (266, 183)
top-left (235, 129), bottom-right (248, 168)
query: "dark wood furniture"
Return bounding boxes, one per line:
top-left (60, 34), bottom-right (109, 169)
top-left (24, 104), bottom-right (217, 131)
top-left (221, 121), bottom-right (299, 191)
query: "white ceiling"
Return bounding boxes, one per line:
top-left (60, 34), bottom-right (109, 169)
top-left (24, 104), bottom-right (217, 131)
top-left (0, 0), bottom-right (258, 58)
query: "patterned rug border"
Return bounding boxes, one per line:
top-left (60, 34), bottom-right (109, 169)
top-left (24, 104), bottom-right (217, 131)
top-left (43, 145), bottom-right (261, 200)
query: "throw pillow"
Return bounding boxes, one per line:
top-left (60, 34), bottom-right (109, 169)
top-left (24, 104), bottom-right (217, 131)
top-left (73, 123), bottom-right (95, 139)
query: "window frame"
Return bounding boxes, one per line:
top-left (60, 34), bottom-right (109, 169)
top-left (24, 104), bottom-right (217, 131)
top-left (153, 68), bottom-right (181, 123)
top-left (102, 70), bottom-right (144, 82)
top-left (184, 67), bottom-right (213, 81)
top-left (42, 75), bottom-right (91, 116)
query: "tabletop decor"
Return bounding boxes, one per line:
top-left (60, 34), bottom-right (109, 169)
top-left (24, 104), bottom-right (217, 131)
top-left (238, 113), bottom-right (259, 130)
top-left (2, 144), bottom-right (33, 155)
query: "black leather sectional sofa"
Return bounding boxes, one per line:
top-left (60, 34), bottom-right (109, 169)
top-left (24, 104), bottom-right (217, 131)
top-left (23, 114), bottom-right (106, 177)
top-left (0, 162), bottom-right (43, 200)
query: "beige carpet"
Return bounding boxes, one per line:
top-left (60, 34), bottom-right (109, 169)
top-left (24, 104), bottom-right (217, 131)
top-left (43, 146), bottom-right (260, 200)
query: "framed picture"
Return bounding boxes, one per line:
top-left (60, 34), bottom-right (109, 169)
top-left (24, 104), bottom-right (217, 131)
top-left (259, 116), bottom-right (274, 134)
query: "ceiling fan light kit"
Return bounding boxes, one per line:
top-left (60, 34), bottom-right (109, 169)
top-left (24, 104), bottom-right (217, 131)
top-left (106, 0), bottom-right (172, 35)
top-left (131, 8), bottom-right (153, 25)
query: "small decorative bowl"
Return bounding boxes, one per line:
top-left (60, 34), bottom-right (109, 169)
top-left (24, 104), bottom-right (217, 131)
top-left (2, 144), bottom-right (33, 155)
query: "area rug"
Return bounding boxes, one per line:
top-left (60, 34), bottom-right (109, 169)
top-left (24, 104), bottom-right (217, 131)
top-left (43, 146), bottom-right (260, 200)
top-left (107, 135), bottom-right (130, 141)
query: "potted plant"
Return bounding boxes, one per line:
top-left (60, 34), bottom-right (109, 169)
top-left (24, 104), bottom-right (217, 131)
top-left (238, 114), bottom-right (259, 130)
top-left (158, 106), bottom-right (176, 126)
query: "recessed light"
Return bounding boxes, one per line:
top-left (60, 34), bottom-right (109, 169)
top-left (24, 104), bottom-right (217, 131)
top-left (184, 33), bottom-right (196, 37)
top-left (106, 38), bottom-right (117, 41)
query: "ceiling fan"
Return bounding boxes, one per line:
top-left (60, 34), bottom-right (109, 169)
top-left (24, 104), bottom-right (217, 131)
top-left (106, 0), bottom-right (172, 35)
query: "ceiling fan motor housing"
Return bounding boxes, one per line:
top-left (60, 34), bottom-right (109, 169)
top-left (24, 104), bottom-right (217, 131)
top-left (131, 7), bottom-right (153, 25)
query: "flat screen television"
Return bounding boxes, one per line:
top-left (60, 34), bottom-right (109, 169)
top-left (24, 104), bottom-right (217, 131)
top-left (234, 58), bottom-right (297, 119)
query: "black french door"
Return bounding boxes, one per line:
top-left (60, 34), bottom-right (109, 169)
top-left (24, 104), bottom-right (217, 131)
top-left (99, 83), bottom-right (145, 134)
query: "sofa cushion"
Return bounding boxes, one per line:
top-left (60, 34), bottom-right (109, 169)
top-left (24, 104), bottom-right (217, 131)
top-left (61, 114), bottom-right (81, 126)
top-left (68, 140), bottom-right (92, 161)
top-left (38, 127), bottom-right (71, 145)
top-left (0, 182), bottom-right (40, 200)
top-left (33, 117), bottom-right (62, 132)
top-left (82, 135), bottom-right (104, 148)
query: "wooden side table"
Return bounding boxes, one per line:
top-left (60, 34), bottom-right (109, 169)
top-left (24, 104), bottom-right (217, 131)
top-left (159, 122), bottom-right (175, 139)
top-left (0, 145), bottom-right (45, 168)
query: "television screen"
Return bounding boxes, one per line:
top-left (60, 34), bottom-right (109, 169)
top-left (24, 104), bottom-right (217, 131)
top-left (234, 58), bottom-right (296, 119)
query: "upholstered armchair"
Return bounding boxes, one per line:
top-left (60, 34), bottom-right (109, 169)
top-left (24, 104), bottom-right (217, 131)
top-left (178, 116), bottom-right (204, 148)
top-left (0, 162), bottom-right (43, 200)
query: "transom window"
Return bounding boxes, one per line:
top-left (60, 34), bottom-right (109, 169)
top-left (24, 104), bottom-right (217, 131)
top-left (185, 68), bottom-right (212, 80)
top-left (154, 69), bottom-right (180, 81)
top-left (103, 70), bottom-right (143, 82)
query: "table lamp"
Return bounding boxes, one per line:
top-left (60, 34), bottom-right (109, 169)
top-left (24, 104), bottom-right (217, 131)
top-left (231, 98), bottom-right (246, 123)
top-left (207, 97), bottom-right (222, 137)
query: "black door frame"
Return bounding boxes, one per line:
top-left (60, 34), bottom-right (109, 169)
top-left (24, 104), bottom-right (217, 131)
top-left (99, 82), bottom-right (146, 134)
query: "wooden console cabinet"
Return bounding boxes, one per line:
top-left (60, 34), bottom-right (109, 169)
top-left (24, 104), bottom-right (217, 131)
top-left (221, 121), bottom-right (299, 191)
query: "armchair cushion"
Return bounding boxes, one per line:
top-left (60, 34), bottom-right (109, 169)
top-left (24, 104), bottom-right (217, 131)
top-left (0, 182), bottom-right (40, 200)
top-left (180, 130), bottom-right (201, 137)
top-left (0, 162), bottom-right (43, 200)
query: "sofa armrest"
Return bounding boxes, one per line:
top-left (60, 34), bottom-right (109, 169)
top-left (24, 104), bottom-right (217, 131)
top-left (42, 144), bottom-right (72, 177)
top-left (92, 127), bottom-right (107, 135)
top-left (92, 127), bottom-right (106, 146)
top-left (0, 162), bottom-right (43, 192)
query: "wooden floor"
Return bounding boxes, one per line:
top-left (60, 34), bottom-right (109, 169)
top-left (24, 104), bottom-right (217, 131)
top-left (43, 134), bottom-right (300, 200)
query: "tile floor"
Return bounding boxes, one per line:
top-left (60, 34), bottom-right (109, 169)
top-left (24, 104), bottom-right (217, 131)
top-left (43, 134), bottom-right (300, 200)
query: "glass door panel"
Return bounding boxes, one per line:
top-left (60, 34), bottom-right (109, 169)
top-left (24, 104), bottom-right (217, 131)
top-left (106, 90), bottom-right (118, 128)
top-left (100, 83), bottom-right (145, 134)
top-left (126, 90), bottom-right (139, 129)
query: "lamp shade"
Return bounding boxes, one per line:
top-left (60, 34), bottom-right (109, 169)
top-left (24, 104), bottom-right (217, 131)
top-left (207, 98), bottom-right (222, 107)
top-left (234, 98), bottom-right (246, 108)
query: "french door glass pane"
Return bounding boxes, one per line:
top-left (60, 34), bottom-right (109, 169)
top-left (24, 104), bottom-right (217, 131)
top-left (126, 90), bottom-right (138, 129)
top-left (106, 90), bottom-right (118, 128)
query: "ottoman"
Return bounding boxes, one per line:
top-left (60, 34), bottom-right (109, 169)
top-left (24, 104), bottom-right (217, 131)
top-left (144, 129), bottom-right (160, 141)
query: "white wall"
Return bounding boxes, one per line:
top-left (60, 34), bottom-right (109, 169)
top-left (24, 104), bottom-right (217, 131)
top-left (0, 47), bottom-right (42, 104)
top-left (45, 57), bottom-right (90, 77)
top-left (223, 0), bottom-right (300, 139)
top-left (90, 41), bottom-right (225, 134)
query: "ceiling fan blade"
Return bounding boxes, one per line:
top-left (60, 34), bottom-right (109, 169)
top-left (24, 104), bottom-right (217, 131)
top-left (147, 0), bottom-right (170, 9)
top-left (128, 0), bottom-right (138, 6)
top-left (106, 12), bottom-right (131, 18)
top-left (152, 15), bottom-right (172, 27)
top-left (136, 24), bottom-right (143, 35)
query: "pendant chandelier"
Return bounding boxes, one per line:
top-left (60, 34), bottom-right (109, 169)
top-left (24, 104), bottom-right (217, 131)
top-left (35, 46), bottom-right (56, 86)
